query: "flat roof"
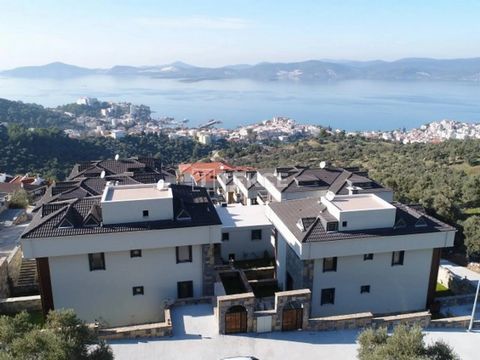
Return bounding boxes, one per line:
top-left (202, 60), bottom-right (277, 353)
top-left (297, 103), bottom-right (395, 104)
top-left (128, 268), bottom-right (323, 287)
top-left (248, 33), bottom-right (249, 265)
top-left (216, 204), bottom-right (271, 229)
top-left (103, 184), bottom-right (172, 202)
top-left (330, 194), bottom-right (395, 211)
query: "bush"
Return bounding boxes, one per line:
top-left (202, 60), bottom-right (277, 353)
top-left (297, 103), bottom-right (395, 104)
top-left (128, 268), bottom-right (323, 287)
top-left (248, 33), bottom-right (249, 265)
top-left (357, 324), bottom-right (458, 360)
top-left (0, 310), bottom-right (114, 360)
top-left (8, 189), bottom-right (30, 209)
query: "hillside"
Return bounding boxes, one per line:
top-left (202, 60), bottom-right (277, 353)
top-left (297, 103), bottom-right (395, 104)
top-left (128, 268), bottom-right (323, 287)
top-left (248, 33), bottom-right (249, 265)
top-left (0, 98), bottom-right (73, 128)
top-left (2, 58), bottom-right (480, 81)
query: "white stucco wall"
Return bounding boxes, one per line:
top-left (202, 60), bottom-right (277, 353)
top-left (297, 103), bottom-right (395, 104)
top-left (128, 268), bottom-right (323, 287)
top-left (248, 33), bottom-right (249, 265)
top-left (220, 225), bottom-right (273, 261)
top-left (101, 196), bottom-right (174, 225)
top-left (22, 225), bottom-right (221, 258)
top-left (49, 245), bottom-right (203, 327)
top-left (309, 248), bottom-right (433, 317)
top-left (283, 189), bottom-right (327, 201)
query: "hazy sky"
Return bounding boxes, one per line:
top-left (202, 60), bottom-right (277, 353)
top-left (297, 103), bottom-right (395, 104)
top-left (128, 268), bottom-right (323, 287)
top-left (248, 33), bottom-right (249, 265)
top-left (1, 0), bottom-right (479, 69)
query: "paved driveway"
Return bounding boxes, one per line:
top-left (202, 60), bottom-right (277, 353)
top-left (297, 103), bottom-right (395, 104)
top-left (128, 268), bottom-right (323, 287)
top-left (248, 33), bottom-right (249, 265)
top-left (109, 304), bottom-right (478, 360)
top-left (0, 221), bottom-right (28, 258)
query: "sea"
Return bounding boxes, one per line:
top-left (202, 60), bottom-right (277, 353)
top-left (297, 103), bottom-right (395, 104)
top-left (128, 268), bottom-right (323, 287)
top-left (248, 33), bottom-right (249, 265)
top-left (0, 75), bottom-right (479, 131)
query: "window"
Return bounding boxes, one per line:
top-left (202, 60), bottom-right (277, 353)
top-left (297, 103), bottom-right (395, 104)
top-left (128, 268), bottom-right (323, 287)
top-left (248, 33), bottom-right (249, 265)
top-left (394, 218), bottom-right (407, 229)
top-left (360, 285), bottom-right (370, 294)
top-left (177, 281), bottom-right (193, 298)
top-left (130, 249), bottom-right (142, 258)
top-left (228, 253), bottom-right (235, 261)
top-left (88, 253), bottom-right (105, 271)
top-left (321, 288), bottom-right (335, 305)
top-left (251, 229), bottom-right (262, 241)
top-left (132, 286), bottom-right (144, 296)
top-left (176, 245), bottom-right (192, 263)
top-left (363, 253), bottom-right (374, 261)
top-left (251, 198), bottom-right (258, 205)
top-left (391, 250), bottom-right (405, 266)
top-left (415, 217), bottom-right (428, 228)
top-left (142, 210), bottom-right (149, 217)
top-left (323, 257), bottom-right (337, 272)
top-left (222, 232), bottom-right (230, 241)
top-left (58, 218), bottom-right (74, 229)
top-left (326, 222), bottom-right (338, 232)
top-left (342, 221), bottom-right (348, 227)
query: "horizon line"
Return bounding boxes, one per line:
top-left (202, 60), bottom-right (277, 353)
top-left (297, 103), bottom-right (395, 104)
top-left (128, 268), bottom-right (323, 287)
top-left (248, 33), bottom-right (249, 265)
top-left (3, 56), bottom-right (480, 72)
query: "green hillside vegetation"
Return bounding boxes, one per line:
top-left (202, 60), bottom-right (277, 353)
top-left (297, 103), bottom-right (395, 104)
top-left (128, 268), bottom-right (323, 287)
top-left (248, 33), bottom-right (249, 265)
top-left (0, 124), bottom-right (214, 179)
top-left (0, 98), bottom-right (72, 128)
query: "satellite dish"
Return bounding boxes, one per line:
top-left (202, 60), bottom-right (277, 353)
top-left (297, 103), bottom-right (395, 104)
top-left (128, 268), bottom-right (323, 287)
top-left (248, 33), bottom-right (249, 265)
top-left (325, 191), bottom-right (335, 201)
top-left (114, 154), bottom-right (120, 161)
top-left (156, 179), bottom-right (165, 190)
top-left (319, 161), bottom-right (326, 169)
top-left (100, 171), bottom-right (106, 179)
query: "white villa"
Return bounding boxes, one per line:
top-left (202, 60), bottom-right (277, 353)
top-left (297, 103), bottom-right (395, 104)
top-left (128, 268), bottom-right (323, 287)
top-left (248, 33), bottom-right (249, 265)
top-left (20, 159), bottom-right (456, 334)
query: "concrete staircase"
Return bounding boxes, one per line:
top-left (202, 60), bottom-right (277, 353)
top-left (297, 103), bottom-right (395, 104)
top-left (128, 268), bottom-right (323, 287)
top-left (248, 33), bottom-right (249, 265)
top-left (11, 259), bottom-right (39, 297)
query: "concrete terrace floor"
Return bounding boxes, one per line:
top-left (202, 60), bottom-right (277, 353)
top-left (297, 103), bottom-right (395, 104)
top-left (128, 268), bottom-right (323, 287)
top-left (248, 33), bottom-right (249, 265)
top-left (109, 304), bottom-right (478, 360)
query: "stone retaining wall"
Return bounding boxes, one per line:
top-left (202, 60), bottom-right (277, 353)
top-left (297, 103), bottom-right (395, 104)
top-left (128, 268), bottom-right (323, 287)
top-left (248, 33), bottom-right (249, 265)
top-left (0, 295), bottom-right (41, 314)
top-left (429, 316), bottom-right (471, 328)
top-left (99, 308), bottom-right (172, 339)
top-left (0, 246), bottom-right (25, 299)
top-left (0, 258), bottom-right (9, 298)
top-left (308, 312), bottom-right (373, 331)
top-left (372, 311), bottom-right (431, 329)
top-left (438, 266), bottom-right (475, 294)
top-left (7, 246), bottom-right (23, 287)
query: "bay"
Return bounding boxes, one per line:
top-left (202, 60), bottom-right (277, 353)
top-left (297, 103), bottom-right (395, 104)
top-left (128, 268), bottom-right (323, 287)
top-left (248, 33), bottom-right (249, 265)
top-left (0, 75), bottom-right (479, 131)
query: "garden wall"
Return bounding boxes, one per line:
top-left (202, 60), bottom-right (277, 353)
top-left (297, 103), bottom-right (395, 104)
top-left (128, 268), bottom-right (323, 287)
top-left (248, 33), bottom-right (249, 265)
top-left (99, 308), bottom-right (173, 339)
top-left (0, 295), bottom-right (41, 314)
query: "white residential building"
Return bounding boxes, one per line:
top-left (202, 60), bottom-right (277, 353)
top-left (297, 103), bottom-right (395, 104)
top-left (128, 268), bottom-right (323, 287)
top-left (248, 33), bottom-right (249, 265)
top-left (216, 203), bottom-right (273, 262)
top-left (256, 165), bottom-right (393, 203)
top-left (21, 183), bottom-right (221, 327)
top-left (266, 192), bottom-right (456, 317)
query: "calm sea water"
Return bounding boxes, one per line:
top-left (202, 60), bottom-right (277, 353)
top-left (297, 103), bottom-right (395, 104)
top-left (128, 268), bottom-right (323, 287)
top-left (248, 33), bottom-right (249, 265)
top-left (0, 75), bottom-right (479, 131)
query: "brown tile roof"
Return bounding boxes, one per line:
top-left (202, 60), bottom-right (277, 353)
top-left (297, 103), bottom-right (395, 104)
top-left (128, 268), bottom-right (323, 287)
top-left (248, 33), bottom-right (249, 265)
top-left (268, 197), bottom-right (455, 244)
top-left (22, 185), bottom-right (221, 239)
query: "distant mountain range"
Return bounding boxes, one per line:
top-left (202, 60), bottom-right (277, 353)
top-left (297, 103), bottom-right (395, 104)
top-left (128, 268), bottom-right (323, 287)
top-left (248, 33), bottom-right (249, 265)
top-left (2, 58), bottom-right (480, 81)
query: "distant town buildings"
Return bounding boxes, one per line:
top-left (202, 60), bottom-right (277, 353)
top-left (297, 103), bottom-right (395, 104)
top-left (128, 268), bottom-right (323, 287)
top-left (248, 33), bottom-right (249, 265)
top-left (60, 98), bottom-right (480, 146)
top-left (359, 119), bottom-right (480, 144)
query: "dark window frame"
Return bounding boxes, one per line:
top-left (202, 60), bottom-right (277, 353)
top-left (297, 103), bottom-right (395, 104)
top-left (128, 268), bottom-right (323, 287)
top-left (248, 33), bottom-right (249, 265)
top-left (130, 249), bottom-right (142, 258)
top-left (222, 232), bottom-right (230, 241)
top-left (176, 245), bottom-right (192, 263)
top-left (88, 253), bottom-right (105, 271)
top-left (177, 280), bottom-right (193, 298)
top-left (251, 229), bottom-right (262, 241)
top-left (391, 250), bottom-right (405, 266)
top-left (323, 257), bottom-right (337, 272)
top-left (363, 253), bottom-right (374, 261)
top-left (142, 210), bottom-right (149, 217)
top-left (132, 286), bottom-right (144, 296)
top-left (342, 221), bottom-right (348, 227)
top-left (326, 222), bottom-right (338, 232)
top-left (321, 288), bottom-right (335, 305)
top-left (360, 285), bottom-right (370, 294)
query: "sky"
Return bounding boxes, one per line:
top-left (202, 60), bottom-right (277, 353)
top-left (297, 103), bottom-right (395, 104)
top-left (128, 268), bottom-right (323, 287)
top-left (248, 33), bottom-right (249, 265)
top-left (0, 0), bottom-right (479, 69)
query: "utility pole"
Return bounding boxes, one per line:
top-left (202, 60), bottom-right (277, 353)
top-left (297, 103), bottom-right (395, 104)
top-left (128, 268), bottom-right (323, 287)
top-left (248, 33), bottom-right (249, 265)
top-left (468, 280), bottom-right (480, 331)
